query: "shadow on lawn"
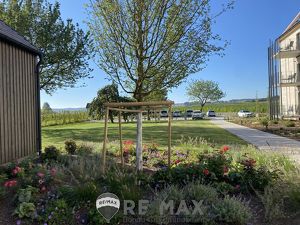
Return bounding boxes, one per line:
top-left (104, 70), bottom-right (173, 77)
top-left (42, 121), bottom-right (246, 147)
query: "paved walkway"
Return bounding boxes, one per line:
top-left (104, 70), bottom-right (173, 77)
top-left (210, 118), bottom-right (300, 158)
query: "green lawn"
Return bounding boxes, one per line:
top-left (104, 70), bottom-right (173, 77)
top-left (42, 119), bottom-right (247, 149)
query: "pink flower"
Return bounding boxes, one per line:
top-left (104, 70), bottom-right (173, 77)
top-left (40, 186), bottom-right (47, 192)
top-left (12, 166), bottom-right (22, 176)
top-left (4, 180), bottom-right (17, 187)
top-left (37, 172), bottom-right (45, 178)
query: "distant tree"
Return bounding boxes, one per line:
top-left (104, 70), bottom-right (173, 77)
top-left (88, 84), bottom-right (120, 123)
top-left (118, 96), bottom-right (135, 122)
top-left (0, 0), bottom-right (92, 94)
top-left (87, 0), bottom-right (233, 101)
top-left (42, 102), bottom-right (53, 114)
top-left (186, 80), bottom-right (226, 111)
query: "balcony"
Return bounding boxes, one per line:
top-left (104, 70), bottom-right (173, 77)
top-left (280, 73), bottom-right (300, 86)
top-left (275, 41), bottom-right (300, 59)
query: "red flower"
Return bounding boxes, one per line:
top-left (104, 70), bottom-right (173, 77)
top-left (50, 168), bottom-right (57, 176)
top-left (175, 159), bottom-right (181, 164)
top-left (4, 180), bottom-right (17, 187)
top-left (37, 172), bottom-right (45, 178)
top-left (220, 146), bottom-right (230, 154)
top-left (123, 140), bottom-right (134, 145)
top-left (223, 166), bottom-right (229, 174)
top-left (203, 169), bottom-right (210, 176)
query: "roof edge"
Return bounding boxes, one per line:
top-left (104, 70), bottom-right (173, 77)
top-left (278, 21), bottom-right (300, 41)
top-left (0, 33), bottom-right (42, 56)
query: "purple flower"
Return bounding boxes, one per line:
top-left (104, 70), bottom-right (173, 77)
top-left (16, 220), bottom-right (21, 225)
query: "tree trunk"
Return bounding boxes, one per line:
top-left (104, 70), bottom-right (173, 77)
top-left (200, 104), bottom-right (205, 112)
top-left (147, 109), bottom-right (151, 121)
top-left (109, 112), bottom-right (114, 123)
top-left (136, 112), bottom-right (143, 171)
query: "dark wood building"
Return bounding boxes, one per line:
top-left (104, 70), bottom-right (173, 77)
top-left (0, 20), bottom-right (41, 164)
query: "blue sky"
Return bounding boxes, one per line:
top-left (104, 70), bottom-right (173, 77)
top-left (42, 0), bottom-right (300, 108)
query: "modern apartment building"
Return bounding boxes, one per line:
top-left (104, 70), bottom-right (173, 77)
top-left (269, 12), bottom-right (300, 119)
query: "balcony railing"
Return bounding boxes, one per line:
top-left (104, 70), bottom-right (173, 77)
top-left (281, 73), bottom-right (300, 84)
top-left (280, 41), bottom-right (300, 51)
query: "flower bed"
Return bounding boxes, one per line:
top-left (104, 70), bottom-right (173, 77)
top-left (0, 139), bottom-right (300, 225)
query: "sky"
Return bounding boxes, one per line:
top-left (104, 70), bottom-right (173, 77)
top-left (42, 0), bottom-right (300, 108)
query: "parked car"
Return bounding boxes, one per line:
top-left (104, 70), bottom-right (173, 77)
top-left (173, 111), bottom-right (181, 118)
top-left (192, 110), bottom-right (204, 120)
top-left (160, 110), bottom-right (168, 118)
top-left (186, 109), bottom-right (193, 117)
top-left (207, 110), bottom-right (216, 117)
top-left (238, 110), bottom-right (253, 118)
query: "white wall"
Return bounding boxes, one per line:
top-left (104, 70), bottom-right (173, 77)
top-left (279, 25), bottom-right (300, 115)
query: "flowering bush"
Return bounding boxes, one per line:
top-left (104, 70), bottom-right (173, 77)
top-left (151, 146), bottom-right (280, 193)
top-left (198, 147), bottom-right (232, 181)
top-left (123, 140), bottom-right (135, 163)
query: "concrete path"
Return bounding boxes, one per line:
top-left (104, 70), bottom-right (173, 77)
top-left (210, 117), bottom-right (300, 152)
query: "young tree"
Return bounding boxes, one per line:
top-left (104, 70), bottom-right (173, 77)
top-left (42, 102), bottom-right (53, 114)
top-left (87, 0), bottom-right (233, 101)
top-left (186, 79), bottom-right (226, 111)
top-left (0, 0), bottom-right (92, 94)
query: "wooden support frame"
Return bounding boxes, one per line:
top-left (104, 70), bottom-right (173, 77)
top-left (101, 101), bottom-right (174, 174)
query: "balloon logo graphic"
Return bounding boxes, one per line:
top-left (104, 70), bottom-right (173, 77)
top-left (96, 193), bottom-right (120, 223)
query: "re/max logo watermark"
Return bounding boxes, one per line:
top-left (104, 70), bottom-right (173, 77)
top-left (96, 193), bottom-right (204, 223)
top-left (123, 199), bottom-right (204, 216)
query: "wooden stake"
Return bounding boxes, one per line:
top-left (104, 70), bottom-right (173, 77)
top-left (136, 112), bottom-right (143, 171)
top-left (168, 105), bottom-right (172, 167)
top-left (101, 107), bottom-right (109, 174)
top-left (118, 111), bottom-right (124, 166)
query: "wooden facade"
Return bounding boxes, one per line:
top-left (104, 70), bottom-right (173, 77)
top-left (0, 22), bottom-right (41, 164)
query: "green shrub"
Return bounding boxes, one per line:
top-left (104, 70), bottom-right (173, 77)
top-left (185, 182), bottom-right (218, 204)
top-left (14, 202), bottom-right (36, 219)
top-left (256, 184), bottom-right (285, 221)
top-left (260, 118), bottom-right (269, 129)
top-left (100, 167), bottom-right (143, 203)
top-left (43, 145), bottom-right (60, 161)
top-left (64, 139), bottom-right (77, 155)
top-left (0, 174), bottom-right (7, 198)
top-left (14, 186), bottom-right (38, 219)
top-left (77, 143), bottom-right (94, 155)
top-left (213, 195), bottom-right (252, 225)
top-left (285, 121), bottom-right (295, 127)
top-left (59, 182), bottom-right (99, 206)
top-left (236, 157), bottom-right (280, 192)
top-left (147, 183), bottom-right (251, 225)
